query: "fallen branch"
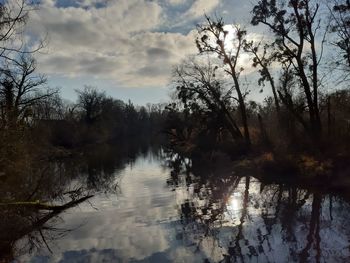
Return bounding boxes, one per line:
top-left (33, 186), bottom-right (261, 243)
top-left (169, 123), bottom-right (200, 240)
top-left (0, 195), bottom-right (94, 211)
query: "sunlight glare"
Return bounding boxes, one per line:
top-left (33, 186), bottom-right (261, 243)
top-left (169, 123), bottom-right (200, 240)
top-left (227, 192), bottom-right (241, 212)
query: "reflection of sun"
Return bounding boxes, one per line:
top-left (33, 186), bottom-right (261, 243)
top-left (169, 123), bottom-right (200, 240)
top-left (225, 193), bottom-right (242, 225)
top-left (227, 193), bottom-right (241, 211)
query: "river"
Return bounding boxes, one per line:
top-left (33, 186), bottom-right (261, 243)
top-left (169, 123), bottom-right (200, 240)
top-left (6, 144), bottom-right (350, 262)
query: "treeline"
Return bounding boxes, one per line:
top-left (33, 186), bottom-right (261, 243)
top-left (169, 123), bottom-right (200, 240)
top-left (31, 86), bottom-right (168, 148)
top-left (1, 81), bottom-right (168, 148)
top-left (164, 0), bottom-right (350, 161)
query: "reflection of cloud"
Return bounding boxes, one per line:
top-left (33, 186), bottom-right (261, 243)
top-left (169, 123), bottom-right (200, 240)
top-left (19, 152), bottom-right (350, 263)
top-left (22, 155), bottom-right (180, 262)
top-left (31, 246), bottom-right (201, 263)
top-left (32, 248), bottom-right (124, 262)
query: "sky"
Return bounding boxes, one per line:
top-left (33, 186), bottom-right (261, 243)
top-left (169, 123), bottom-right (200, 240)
top-left (24, 0), bottom-right (255, 105)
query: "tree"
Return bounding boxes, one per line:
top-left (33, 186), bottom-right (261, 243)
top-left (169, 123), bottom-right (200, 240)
top-left (244, 41), bottom-right (280, 113)
top-left (0, 1), bottom-right (48, 129)
top-left (0, 0), bottom-right (42, 66)
top-left (31, 92), bottom-right (64, 121)
top-left (0, 55), bottom-right (52, 128)
top-left (251, 0), bottom-right (327, 139)
top-left (330, 0), bottom-right (350, 80)
top-left (196, 16), bottom-right (251, 146)
top-left (76, 86), bottom-right (106, 125)
top-left (173, 57), bottom-right (243, 141)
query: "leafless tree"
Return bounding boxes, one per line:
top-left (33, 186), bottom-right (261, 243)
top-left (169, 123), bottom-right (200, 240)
top-left (76, 86), bottom-right (106, 125)
top-left (329, 0), bottom-right (350, 81)
top-left (196, 16), bottom-right (251, 146)
top-left (251, 0), bottom-right (328, 140)
top-left (173, 57), bottom-right (243, 141)
top-left (0, 0), bottom-right (43, 65)
top-left (0, 55), bottom-right (55, 128)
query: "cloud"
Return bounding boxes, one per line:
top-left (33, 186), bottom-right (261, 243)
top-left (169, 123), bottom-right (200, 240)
top-left (167, 0), bottom-right (220, 28)
top-left (25, 0), bottom-right (201, 88)
top-left (146, 47), bottom-right (172, 59)
top-left (167, 0), bottom-right (186, 6)
top-left (182, 0), bottom-right (220, 19)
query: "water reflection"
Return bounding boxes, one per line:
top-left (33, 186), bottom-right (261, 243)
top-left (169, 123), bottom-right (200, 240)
top-left (0, 139), bottom-right (153, 262)
top-left (165, 151), bottom-right (350, 262)
top-left (4, 146), bottom-right (350, 262)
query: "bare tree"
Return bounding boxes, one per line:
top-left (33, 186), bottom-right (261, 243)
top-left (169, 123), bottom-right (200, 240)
top-left (244, 41), bottom-right (280, 113)
top-left (0, 55), bottom-right (53, 128)
top-left (173, 57), bottom-right (243, 141)
top-left (0, 0), bottom-right (43, 64)
top-left (251, 0), bottom-right (328, 140)
top-left (76, 86), bottom-right (106, 125)
top-left (0, 1), bottom-right (50, 129)
top-left (31, 92), bottom-right (64, 121)
top-left (196, 16), bottom-right (251, 146)
top-left (329, 0), bottom-right (350, 80)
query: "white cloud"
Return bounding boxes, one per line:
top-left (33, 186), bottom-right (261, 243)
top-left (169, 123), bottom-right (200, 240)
top-left (25, 0), bottom-right (199, 88)
top-left (167, 0), bottom-right (220, 30)
top-left (182, 0), bottom-right (220, 20)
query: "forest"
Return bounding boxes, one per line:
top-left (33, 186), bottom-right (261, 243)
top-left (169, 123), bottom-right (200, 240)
top-left (1, 0), bottom-right (350, 262)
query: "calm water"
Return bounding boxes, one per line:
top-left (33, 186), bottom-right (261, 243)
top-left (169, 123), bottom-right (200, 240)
top-left (4, 145), bottom-right (350, 262)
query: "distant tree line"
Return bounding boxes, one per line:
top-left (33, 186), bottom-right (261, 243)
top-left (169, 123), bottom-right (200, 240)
top-left (33, 85), bottom-right (168, 148)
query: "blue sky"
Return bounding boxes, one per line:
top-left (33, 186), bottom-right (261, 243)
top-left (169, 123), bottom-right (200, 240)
top-left (23, 0), bottom-right (257, 105)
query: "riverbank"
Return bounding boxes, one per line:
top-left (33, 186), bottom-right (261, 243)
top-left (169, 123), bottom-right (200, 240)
top-left (207, 151), bottom-right (350, 197)
top-left (173, 145), bottom-right (350, 199)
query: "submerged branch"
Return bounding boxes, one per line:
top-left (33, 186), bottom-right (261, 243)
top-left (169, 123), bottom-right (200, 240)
top-left (0, 195), bottom-right (94, 211)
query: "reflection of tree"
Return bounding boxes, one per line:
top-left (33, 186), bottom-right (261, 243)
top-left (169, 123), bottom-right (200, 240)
top-left (299, 193), bottom-right (322, 263)
top-left (0, 194), bottom-right (92, 262)
top-left (228, 176), bottom-right (250, 263)
top-left (0, 150), bottom-right (96, 261)
top-left (165, 152), bottom-right (348, 263)
top-left (0, 139), bottom-right (154, 261)
top-left (164, 152), bottom-right (241, 258)
top-left (60, 139), bottom-right (151, 193)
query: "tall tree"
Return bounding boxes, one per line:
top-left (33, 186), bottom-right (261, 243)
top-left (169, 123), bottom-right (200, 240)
top-left (173, 57), bottom-right (243, 141)
top-left (330, 0), bottom-right (350, 80)
top-left (0, 1), bottom-right (47, 129)
top-left (196, 16), bottom-right (251, 146)
top-left (251, 0), bottom-right (326, 139)
top-left (243, 41), bottom-right (280, 113)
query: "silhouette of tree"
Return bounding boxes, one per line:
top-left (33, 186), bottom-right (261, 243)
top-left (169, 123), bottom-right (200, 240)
top-left (0, 0), bottom-right (40, 64)
top-left (330, 0), bottom-right (350, 80)
top-left (196, 16), bottom-right (251, 146)
top-left (243, 41), bottom-right (280, 113)
top-left (0, 55), bottom-right (52, 128)
top-left (173, 57), bottom-right (243, 142)
top-left (251, 0), bottom-right (327, 140)
top-left (76, 86), bottom-right (106, 125)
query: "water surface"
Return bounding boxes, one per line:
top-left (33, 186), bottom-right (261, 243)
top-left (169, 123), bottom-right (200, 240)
top-left (7, 146), bottom-right (350, 262)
